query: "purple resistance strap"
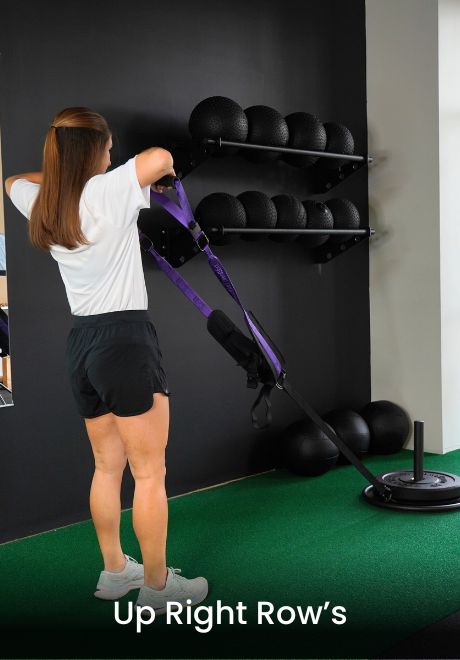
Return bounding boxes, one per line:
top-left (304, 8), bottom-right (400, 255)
top-left (138, 177), bottom-right (283, 381)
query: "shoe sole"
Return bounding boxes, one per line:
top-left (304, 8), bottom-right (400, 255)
top-left (94, 577), bottom-right (145, 600)
top-left (136, 582), bottom-right (209, 616)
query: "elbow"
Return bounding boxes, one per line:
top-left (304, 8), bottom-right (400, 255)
top-left (159, 149), bottom-right (174, 171)
top-left (4, 177), bottom-right (15, 198)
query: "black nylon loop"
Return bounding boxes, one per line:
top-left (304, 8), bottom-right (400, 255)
top-left (250, 384), bottom-right (274, 430)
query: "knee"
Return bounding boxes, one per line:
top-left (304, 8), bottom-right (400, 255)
top-left (94, 456), bottom-right (128, 475)
top-left (129, 460), bottom-right (166, 481)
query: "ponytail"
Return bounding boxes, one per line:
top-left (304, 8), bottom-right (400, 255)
top-left (29, 107), bottom-right (111, 251)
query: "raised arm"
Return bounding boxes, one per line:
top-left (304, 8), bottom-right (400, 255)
top-left (4, 172), bottom-right (43, 198)
top-left (135, 147), bottom-right (175, 189)
top-left (4, 146), bottom-right (175, 200)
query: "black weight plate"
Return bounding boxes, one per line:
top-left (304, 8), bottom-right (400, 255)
top-left (362, 485), bottom-right (460, 512)
top-left (379, 470), bottom-right (460, 502)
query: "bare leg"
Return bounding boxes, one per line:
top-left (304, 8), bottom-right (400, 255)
top-left (112, 392), bottom-right (170, 589)
top-left (84, 412), bottom-right (128, 572)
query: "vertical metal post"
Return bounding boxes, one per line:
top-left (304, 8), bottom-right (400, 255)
top-left (414, 420), bottom-right (424, 481)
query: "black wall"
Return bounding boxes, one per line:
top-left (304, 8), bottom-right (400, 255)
top-left (0, 0), bottom-right (369, 543)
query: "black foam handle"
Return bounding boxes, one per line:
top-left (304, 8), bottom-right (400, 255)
top-left (154, 174), bottom-right (178, 187)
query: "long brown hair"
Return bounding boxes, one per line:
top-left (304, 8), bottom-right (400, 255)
top-left (29, 107), bottom-right (111, 251)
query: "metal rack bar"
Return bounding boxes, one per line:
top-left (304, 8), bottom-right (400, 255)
top-left (208, 227), bottom-right (374, 236)
top-left (204, 137), bottom-right (373, 164)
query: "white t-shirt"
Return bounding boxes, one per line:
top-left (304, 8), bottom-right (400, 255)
top-left (9, 156), bottom-right (151, 316)
top-left (0, 234), bottom-right (5, 271)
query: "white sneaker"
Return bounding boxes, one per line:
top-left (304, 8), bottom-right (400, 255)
top-left (94, 554), bottom-right (144, 600)
top-left (135, 567), bottom-right (208, 616)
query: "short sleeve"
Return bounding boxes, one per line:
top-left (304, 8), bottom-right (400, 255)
top-left (9, 179), bottom-right (40, 220)
top-left (84, 155), bottom-right (151, 229)
top-left (0, 234), bottom-right (6, 271)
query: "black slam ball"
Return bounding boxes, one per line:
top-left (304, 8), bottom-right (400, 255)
top-left (242, 105), bottom-right (289, 162)
top-left (237, 191), bottom-right (278, 242)
top-left (188, 96), bottom-right (248, 156)
top-left (360, 400), bottom-right (412, 455)
top-left (298, 201), bottom-right (334, 248)
top-left (282, 417), bottom-right (339, 477)
top-left (268, 195), bottom-right (307, 243)
top-left (323, 409), bottom-right (371, 465)
top-left (320, 122), bottom-right (355, 169)
top-left (195, 193), bottom-right (247, 245)
top-left (283, 112), bottom-right (327, 167)
top-left (324, 198), bottom-right (361, 244)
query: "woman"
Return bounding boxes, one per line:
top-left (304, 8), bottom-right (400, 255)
top-left (4, 107), bottom-right (208, 613)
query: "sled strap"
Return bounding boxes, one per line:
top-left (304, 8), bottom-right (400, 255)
top-left (147, 180), bottom-right (392, 498)
top-left (282, 379), bottom-right (391, 501)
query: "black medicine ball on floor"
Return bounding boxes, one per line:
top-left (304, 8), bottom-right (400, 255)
top-left (268, 195), bottom-right (307, 243)
top-left (282, 112), bottom-right (327, 167)
top-left (297, 201), bottom-right (334, 248)
top-left (195, 193), bottom-right (247, 245)
top-left (242, 105), bottom-right (289, 163)
top-left (324, 198), bottom-right (360, 244)
top-left (360, 400), bottom-right (411, 455)
top-left (323, 409), bottom-right (371, 465)
top-left (237, 191), bottom-right (278, 242)
top-left (320, 122), bottom-right (355, 169)
top-left (282, 417), bottom-right (339, 477)
top-left (188, 96), bottom-right (249, 156)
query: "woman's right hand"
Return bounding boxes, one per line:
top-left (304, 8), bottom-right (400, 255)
top-left (151, 167), bottom-right (176, 194)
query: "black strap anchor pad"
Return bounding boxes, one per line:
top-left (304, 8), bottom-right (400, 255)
top-left (207, 310), bottom-right (275, 388)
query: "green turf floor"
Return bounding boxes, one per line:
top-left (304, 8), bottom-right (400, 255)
top-left (2, 449), bottom-right (460, 659)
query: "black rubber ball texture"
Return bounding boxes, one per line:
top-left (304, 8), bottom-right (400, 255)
top-left (323, 409), bottom-right (371, 465)
top-left (360, 400), bottom-right (411, 455)
top-left (320, 122), bottom-right (355, 170)
top-left (282, 417), bottom-right (339, 477)
top-left (242, 105), bottom-right (289, 163)
top-left (237, 191), bottom-right (277, 242)
top-left (324, 198), bottom-right (360, 245)
top-left (188, 96), bottom-right (248, 157)
top-left (195, 193), bottom-right (247, 245)
top-left (268, 195), bottom-right (307, 243)
top-left (283, 112), bottom-right (327, 167)
top-left (298, 201), bottom-right (334, 248)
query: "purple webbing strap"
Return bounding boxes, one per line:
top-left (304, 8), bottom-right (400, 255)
top-left (138, 230), bottom-right (212, 318)
top-left (150, 180), bottom-right (283, 379)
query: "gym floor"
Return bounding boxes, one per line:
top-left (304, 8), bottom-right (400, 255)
top-left (1, 450), bottom-right (460, 659)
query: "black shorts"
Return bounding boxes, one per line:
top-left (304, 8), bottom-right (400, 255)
top-left (65, 309), bottom-right (171, 419)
